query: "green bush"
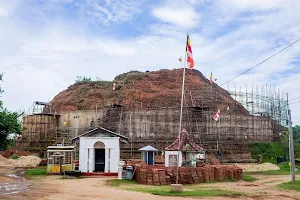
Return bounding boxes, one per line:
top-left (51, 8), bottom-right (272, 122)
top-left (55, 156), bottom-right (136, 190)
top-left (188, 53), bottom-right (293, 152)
top-left (277, 162), bottom-right (300, 171)
top-left (277, 162), bottom-right (291, 171)
top-left (9, 155), bottom-right (19, 159)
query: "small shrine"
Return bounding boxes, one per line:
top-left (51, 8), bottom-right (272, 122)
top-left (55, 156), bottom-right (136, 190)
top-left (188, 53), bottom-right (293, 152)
top-left (139, 145), bottom-right (157, 166)
top-left (46, 145), bottom-right (76, 174)
top-left (164, 129), bottom-right (205, 167)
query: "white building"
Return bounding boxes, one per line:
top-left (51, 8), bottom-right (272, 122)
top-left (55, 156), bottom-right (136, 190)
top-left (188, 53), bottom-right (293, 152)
top-left (72, 127), bottom-right (129, 173)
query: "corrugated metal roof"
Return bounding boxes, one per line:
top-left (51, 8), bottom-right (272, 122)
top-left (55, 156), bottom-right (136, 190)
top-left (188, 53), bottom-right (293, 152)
top-left (139, 145), bottom-right (158, 151)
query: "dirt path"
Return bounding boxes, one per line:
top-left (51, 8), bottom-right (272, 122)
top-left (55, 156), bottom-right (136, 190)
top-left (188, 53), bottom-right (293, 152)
top-left (1, 170), bottom-right (299, 200)
top-left (0, 167), bottom-right (30, 197)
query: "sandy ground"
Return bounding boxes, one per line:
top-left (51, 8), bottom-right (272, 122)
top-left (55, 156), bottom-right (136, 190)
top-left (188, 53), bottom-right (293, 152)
top-left (0, 167), bottom-right (299, 200)
top-left (234, 163), bottom-right (280, 172)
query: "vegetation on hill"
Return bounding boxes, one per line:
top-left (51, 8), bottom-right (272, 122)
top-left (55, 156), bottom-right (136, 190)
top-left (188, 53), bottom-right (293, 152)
top-left (75, 76), bottom-right (112, 85)
top-left (250, 127), bottom-right (300, 163)
top-left (0, 73), bottom-right (22, 150)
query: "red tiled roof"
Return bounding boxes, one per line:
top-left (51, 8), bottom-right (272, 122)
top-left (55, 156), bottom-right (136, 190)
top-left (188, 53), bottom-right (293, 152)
top-left (165, 129), bottom-right (204, 151)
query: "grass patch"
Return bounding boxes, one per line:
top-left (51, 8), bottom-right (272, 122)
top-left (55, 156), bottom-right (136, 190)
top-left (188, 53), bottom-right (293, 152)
top-left (278, 180), bottom-right (300, 192)
top-left (246, 170), bottom-right (299, 175)
top-left (209, 178), bottom-right (237, 183)
top-left (106, 179), bottom-right (243, 197)
top-left (127, 187), bottom-right (242, 197)
top-left (242, 174), bottom-right (258, 182)
top-left (105, 179), bottom-right (137, 187)
top-left (25, 168), bottom-right (47, 177)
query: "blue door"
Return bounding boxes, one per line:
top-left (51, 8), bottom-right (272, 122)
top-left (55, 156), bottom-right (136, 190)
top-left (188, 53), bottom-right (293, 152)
top-left (148, 152), bottom-right (154, 165)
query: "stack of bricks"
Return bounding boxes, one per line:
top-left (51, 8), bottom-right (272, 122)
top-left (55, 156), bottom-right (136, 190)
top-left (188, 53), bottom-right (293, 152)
top-left (152, 168), bottom-right (160, 185)
top-left (214, 166), bottom-right (225, 181)
top-left (234, 167), bottom-right (243, 180)
top-left (146, 168), bottom-right (153, 185)
top-left (158, 169), bottom-right (167, 185)
top-left (202, 165), bottom-right (214, 182)
top-left (166, 167), bottom-right (175, 183)
top-left (134, 165), bottom-right (243, 185)
top-left (136, 168), bottom-right (147, 184)
top-left (184, 167), bottom-right (194, 184)
top-left (190, 168), bottom-right (200, 183)
top-left (201, 166), bottom-right (210, 182)
top-left (225, 167), bottom-right (234, 180)
top-left (178, 167), bottom-right (185, 184)
top-left (196, 167), bottom-right (204, 183)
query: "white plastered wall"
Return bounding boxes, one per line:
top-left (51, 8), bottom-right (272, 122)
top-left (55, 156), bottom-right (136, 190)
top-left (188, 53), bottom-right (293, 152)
top-left (79, 137), bottom-right (120, 173)
top-left (165, 151), bottom-right (182, 167)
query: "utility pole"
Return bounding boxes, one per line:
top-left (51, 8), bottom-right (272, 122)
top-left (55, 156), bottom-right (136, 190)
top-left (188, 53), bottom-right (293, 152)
top-left (287, 93), bottom-right (296, 184)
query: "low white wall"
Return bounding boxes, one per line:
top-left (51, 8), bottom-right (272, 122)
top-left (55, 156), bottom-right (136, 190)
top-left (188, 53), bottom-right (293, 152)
top-left (79, 137), bottom-right (120, 173)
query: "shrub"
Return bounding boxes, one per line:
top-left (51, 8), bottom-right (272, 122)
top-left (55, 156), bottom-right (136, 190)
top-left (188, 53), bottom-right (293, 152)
top-left (9, 155), bottom-right (19, 159)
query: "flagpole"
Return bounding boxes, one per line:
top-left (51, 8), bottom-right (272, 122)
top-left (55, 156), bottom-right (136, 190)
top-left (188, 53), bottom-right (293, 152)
top-left (176, 34), bottom-right (188, 185)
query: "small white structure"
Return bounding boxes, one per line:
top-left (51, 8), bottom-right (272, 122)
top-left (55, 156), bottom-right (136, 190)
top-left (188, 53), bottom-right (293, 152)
top-left (139, 145), bottom-right (157, 166)
top-left (165, 151), bottom-right (183, 167)
top-left (72, 127), bottom-right (129, 173)
top-left (117, 161), bottom-right (125, 180)
top-left (165, 129), bottom-right (205, 167)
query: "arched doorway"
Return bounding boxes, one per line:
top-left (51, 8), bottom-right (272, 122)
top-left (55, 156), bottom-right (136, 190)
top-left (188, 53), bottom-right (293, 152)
top-left (94, 141), bottom-right (105, 172)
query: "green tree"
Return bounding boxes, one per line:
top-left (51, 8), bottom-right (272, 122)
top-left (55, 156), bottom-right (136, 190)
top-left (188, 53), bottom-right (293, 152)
top-left (0, 74), bottom-right (22, 150)
top-left (0, 73), bottom-right (3, 107)
top-left (293, 125), bottom-right (300, 141)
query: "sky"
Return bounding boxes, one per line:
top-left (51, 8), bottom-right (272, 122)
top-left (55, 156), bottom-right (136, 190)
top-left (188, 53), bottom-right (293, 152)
top-left (0, 0), bottom-right (300, 125)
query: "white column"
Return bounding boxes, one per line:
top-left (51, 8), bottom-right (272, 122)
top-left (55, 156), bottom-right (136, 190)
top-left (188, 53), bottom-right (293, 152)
top-left (108, 148), bottom-right (111, 172)
top-left (87, 148), bottom-right (90, 172)
top-left (89, 148), bottom-right (94, 172)
top-left (79, 148), bottom-right (86, 172)
top-left (105, 148), bottom-right (109, 173)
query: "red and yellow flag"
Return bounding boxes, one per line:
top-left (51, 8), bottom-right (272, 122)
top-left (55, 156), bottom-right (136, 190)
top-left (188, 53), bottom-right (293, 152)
top-left (210, 72), bottom-right (213, 84)
top-left (186, 34), bottom-right (194, 69)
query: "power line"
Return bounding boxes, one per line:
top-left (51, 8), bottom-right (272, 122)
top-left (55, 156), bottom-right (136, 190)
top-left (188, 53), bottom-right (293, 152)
top-left (220, 37), bottom-right (300, 86)
top-left (290, 96), bottom-right (300, 101)
top-left (290, 100), bottom-right (300, 105)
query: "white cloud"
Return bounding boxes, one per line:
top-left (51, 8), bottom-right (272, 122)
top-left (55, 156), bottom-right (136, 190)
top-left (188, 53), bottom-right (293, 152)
top-left (77, 0), bottom-right (143, 25)
top-left (220, 0), bottom-right (281, 11)
top-left (0, 6), bottom-right (8, 17)
top-left (0, 0), bottom-right (18, 18)
top-left (1, 0), bottom-right (300, 125)
top-left (152, 5), bottom-right (200, 28)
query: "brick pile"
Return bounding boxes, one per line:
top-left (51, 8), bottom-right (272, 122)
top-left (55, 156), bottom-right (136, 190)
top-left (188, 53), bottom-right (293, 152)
top-left (134, 165), bottom-right (242, 185)
top-left (214, 166), bottom-right (225, 181)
